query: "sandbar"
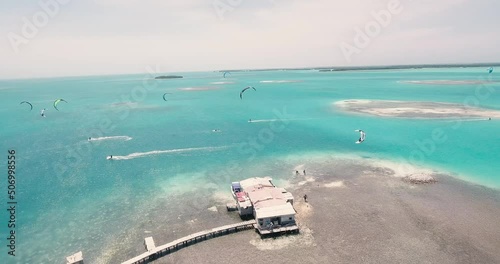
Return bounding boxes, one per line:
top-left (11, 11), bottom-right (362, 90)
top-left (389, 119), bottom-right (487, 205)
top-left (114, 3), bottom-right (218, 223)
top-left (402, 80), bottom-right (498, 85)
top-left (335, 99), bottom-right (500, 119)
top-left (141, 154), bottom-right (500, 264)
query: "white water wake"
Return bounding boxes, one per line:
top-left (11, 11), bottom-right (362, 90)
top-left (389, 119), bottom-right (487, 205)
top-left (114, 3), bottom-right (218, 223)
top-left (89, 136), bottom-right (132, 142)
top-left (259, 80), bottom-right (301, 83)
top-left (210, 81), bottom-right (234, 84)
top-left (108, 146), bottom-right (229, 160)
top-left (249, 118), bottom-right (317, 123)
top-left (249, 119), bottom-right (280, 123)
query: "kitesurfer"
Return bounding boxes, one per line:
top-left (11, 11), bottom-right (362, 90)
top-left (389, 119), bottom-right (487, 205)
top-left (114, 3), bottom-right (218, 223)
top-left (355, 129), bottom-right (366, 144)
top-left (40, 108), bottom-right (46, 117)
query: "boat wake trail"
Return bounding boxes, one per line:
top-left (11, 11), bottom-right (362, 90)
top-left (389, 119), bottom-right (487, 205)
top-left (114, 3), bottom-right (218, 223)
top-left (249, 119), bottom-right (280, 123)
top-left (249, 118), bottom-right (317, 123)
top-left (110, 146), bottom-right (229, 160)
top-left (259, 80), bottom-right (302, 83)
top-left (89, 136), bottom-right (132, 142)
top-left (210, 81), bottom-right (234, 84)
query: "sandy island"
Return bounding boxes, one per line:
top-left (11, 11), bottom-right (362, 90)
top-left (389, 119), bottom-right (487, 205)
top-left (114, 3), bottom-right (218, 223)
top-left (106, 154), bottom-right (500, 264)
top-left (335, 99), bottom-right (500, 119)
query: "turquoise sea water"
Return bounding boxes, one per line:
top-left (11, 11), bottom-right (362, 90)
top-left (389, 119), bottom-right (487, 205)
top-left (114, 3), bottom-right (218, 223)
top-left (0, 67), bottom-right (499, 263)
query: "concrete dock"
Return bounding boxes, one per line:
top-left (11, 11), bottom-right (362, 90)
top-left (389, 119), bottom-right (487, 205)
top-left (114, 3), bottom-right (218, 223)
top-left (122, 220), bottom-right (256, 264)
top-left (144, 237), bottom-right (155, 252)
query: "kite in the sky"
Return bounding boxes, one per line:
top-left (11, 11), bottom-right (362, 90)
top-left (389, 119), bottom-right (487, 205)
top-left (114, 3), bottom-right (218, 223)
top-left (53, 99), bottom-right (67, 111)
top-left (20, 101), bottom-right (33, 111)
top-left (240, 86), bottom-right (256, 99)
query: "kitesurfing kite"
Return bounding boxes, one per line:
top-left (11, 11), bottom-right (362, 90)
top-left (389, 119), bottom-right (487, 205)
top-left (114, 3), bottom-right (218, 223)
top-left (20, 101), bottom-right (33, 111)
top-left (488, 67), bottom-right (494, 74)
top-left (162, 93), bottom-right (172, 101)
top-left (53, 99), bottom-right (67, 111)
top-left (223, 71), bottom-right (230, 78)
top-left (240, 86), bottom-right (256, 99)
top-left (355, 129), bottom-right (366, 144)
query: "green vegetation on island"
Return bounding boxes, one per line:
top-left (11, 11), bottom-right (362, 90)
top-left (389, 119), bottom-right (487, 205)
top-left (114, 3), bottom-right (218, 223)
top-left (155, 75), bottom-right (183, 79)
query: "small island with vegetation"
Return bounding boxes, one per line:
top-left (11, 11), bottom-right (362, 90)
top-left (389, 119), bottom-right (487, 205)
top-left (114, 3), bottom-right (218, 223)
top-left (155, 75), bottom-right (183, 79)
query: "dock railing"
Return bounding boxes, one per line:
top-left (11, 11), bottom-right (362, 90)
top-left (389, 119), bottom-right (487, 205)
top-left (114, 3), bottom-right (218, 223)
top-left (121, 220), bottom-right (256, 264)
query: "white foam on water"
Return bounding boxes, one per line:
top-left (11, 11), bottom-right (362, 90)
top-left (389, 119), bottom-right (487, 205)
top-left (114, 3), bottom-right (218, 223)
top-left (249, 118), bottom-right (316, 123)
top-left (109, 146), bottom-right (229, 160)
top-left (207, 206), bottom-right (218, 212)
top-left (259, 80), bottom-right (302, 83)
top-left (298, 177), bottom-right (316, 186)
top-left (178, 87), bottom-right (220, 91)
top-left (324, 181), bottom-right (345, 188)
top-left (294, 164), bottom-right (305, 171)
top-left (249, 119), bottom-right (280, 123)
top-left (210, 81), bottom-right (234, 84)
top-left (249, 224), bottom-right (316, 250)
top-left (89, 136), bottom-right (132, 142)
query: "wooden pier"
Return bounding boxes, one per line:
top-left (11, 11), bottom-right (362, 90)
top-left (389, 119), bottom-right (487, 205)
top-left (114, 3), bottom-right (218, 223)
top-left (121, 220), bottom-right (256, 264)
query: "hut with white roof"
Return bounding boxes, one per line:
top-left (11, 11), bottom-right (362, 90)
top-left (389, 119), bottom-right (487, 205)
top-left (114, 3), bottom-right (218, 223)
top-left (230, 177), bottom-right (298, 235)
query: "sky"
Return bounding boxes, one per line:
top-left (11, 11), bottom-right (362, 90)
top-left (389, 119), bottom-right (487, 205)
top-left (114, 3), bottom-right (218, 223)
top-left (0, 0), bottom-right (499, 79)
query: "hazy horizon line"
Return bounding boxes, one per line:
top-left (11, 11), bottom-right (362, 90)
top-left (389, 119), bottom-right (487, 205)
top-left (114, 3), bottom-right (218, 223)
top-left (1, 62), bottom-right (498, 81)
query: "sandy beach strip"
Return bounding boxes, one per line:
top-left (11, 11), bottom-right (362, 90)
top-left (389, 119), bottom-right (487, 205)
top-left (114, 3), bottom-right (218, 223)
top-left (335, 99), bottom-right (500, 119)
top-left (119, 154), bottom-right (500, 264)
